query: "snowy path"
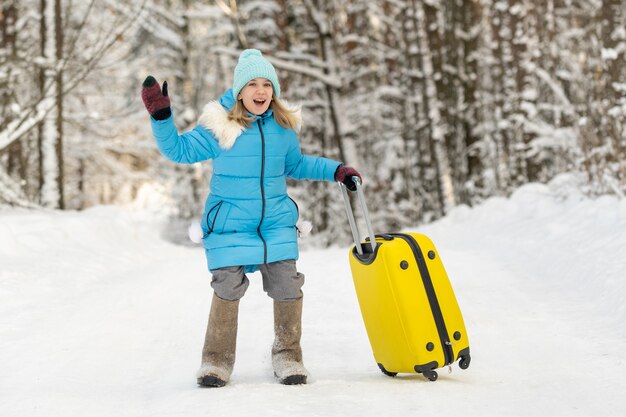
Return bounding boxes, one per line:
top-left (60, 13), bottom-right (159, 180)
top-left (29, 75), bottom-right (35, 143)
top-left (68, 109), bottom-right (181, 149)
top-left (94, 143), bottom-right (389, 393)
top-left (2, 182), bottom-right (626, 416)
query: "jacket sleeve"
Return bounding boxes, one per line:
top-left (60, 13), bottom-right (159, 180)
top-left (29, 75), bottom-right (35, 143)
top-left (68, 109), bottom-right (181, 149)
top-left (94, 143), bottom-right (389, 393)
top-left (150, 113), bottom-right (220, 164)
top-left (285, 134), bottom-right (341, 181)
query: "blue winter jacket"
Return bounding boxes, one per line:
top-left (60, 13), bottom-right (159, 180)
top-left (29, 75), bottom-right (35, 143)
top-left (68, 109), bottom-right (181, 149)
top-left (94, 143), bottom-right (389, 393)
top-left (150, 89), bottom-right (341, 272)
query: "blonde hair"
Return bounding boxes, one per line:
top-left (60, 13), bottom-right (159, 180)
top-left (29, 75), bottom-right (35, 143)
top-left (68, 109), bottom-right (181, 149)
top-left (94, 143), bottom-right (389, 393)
top-left (228, 97), bottom-right (300, 130)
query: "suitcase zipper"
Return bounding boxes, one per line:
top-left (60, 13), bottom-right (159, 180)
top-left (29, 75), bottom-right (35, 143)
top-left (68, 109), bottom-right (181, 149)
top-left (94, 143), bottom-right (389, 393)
top-left (389, 233), bottom-right (455, 366)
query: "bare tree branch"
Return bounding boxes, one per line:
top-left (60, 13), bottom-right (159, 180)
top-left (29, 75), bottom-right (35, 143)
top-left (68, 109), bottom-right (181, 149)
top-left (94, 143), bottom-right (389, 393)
top-left (212, 46), bottom-right (342, 88)
top-left (0, 0), bottom-right (148, 153)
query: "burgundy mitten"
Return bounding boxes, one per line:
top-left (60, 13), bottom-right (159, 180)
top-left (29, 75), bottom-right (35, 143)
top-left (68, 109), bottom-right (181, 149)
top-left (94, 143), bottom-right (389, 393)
top-left (334, 165), bottom-right (362, 191)
top-left (141, 76), bottom-right (171, 120)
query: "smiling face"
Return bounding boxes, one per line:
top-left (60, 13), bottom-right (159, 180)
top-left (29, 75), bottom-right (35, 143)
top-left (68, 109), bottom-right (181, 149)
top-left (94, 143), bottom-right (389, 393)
top-left (237, 78), bottom-right (274, 115)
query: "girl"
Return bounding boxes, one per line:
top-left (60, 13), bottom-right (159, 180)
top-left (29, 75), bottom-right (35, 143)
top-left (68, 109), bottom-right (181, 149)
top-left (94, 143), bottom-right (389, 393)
top-left (141, 49), bottom-right (361, 387)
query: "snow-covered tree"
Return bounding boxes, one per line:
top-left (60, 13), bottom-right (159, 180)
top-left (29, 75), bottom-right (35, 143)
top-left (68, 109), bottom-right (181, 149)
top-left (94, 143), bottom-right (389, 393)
top-left (2, 0), bottom-right (624, 243)
top-left (0, 0), bottom-right (145, 208)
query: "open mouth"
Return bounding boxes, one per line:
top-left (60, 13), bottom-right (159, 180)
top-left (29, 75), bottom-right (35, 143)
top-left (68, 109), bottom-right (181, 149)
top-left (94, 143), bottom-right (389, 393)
top-left (253, 99), bottom-right (267, 106)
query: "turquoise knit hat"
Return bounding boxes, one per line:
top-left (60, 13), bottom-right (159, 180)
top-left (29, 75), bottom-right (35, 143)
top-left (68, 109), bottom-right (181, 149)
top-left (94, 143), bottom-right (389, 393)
top-left (232, 49), bottom-right (281, 99)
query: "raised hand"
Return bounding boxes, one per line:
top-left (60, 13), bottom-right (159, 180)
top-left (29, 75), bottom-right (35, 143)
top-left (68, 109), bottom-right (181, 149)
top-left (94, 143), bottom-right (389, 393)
top-left (141, 76), bottom-right (171, 120)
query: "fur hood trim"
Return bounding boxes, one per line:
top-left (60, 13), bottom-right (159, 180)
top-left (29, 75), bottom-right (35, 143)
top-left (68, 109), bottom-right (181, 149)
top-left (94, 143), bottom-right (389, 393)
top-left (197, 101), bottom-right (245, 150)
top-left (197, 101), bottom-right (303, 150)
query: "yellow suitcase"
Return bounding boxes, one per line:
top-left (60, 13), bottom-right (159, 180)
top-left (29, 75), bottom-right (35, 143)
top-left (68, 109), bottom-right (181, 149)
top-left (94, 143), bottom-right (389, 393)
top-left (340, 180), bottom-right (471, 381)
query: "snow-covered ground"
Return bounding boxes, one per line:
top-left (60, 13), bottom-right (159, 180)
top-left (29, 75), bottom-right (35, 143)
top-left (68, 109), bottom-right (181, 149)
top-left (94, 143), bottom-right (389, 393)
top-left (2, 175), bottom-right (626, 417)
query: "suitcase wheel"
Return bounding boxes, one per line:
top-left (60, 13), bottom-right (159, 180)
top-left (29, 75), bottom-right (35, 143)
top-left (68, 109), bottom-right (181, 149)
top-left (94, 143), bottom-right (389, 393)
top-left (457, 347), bottom-right (471, 370)
top-left (423, 370), bottom-right (438, 381)
top-left (459, 355), bottom-right (471, 370)
top-left (377, 363), bottom-right (397, 377)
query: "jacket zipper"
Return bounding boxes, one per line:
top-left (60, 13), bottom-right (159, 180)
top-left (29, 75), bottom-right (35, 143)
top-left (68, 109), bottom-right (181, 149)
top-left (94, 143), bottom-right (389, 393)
top-left (257, 119), bottom-right (268, 264)
top-left (390, 233), bottom-right (454, 366)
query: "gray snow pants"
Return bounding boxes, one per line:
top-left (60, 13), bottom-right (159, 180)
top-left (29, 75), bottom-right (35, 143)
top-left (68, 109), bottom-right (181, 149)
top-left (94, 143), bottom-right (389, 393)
top-left (210, 260), bottom-right (304, 301)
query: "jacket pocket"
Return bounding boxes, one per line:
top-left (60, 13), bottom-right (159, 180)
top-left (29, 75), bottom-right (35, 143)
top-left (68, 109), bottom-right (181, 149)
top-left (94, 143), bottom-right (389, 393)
top-left (205, 201), bottom-right (232, 235)
top-left (287, 196), bottom-right (300, 224)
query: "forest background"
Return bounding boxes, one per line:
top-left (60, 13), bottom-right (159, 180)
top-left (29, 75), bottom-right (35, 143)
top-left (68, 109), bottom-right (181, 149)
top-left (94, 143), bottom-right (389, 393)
top-left (1, 0), bottom-right (624, 246)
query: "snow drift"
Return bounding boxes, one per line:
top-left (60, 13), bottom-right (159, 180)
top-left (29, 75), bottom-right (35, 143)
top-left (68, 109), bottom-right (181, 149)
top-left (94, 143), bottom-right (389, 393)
top-left (1, 174), bottom-right (625, 417)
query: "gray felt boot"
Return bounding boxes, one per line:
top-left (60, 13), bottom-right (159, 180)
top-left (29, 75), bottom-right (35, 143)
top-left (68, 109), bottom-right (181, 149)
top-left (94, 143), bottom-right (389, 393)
top-left (196, 293), bottom-right (239, 387)
top-left (272, 297), bottom-right (308, 385)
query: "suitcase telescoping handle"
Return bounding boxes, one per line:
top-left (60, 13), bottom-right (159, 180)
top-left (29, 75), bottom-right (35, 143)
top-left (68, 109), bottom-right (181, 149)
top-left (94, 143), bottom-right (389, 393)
top-left (338, 176), bottom-right (377, 256)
